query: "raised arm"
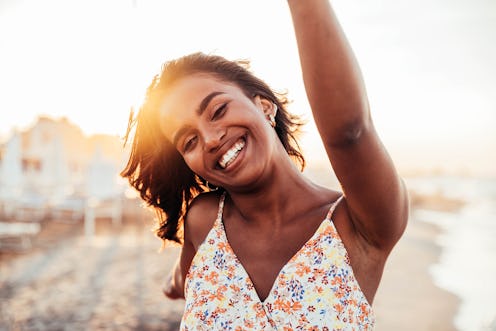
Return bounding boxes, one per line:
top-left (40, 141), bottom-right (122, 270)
top-left (287, 0), bottom-right (408, 252)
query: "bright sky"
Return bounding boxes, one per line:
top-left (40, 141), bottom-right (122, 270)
top-left (1, 0), bottom-right (495, 176)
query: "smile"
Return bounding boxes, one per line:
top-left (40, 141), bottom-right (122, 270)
top-left (218, 138), bottom-right (246, 169)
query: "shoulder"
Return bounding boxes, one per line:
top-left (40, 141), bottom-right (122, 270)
top-left (184, 191), bottom-right (223, 249)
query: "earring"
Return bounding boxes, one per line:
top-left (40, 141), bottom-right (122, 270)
top-left (270, 103), bottom-right (278, 127)
top-left (268, 114), bottom-right (276, 127)
top-left (205, 181), bottom-right (219, 191)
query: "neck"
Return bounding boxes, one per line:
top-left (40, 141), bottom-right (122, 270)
top-left (224, 156), bottom-right (331, 231)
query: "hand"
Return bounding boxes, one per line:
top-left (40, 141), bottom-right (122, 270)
top-left (162, 274), bottom-right (184, 300)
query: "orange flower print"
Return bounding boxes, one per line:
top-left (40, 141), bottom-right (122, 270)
top-left (205, 271), bottom-right (219, 284)
top-left (295, 262), bottom-right (311, 277)
top-left (229, 284), bottom-right (240, 292)
top-left (273, 299), bottom-right (292, 313)
top-left (244, 319), bottom-right (254, 328)
top-left (217, 241), bottom-right (230, 252)
top-left (254, 304), bottom-right (266, 319)
top-left (291, 301), bottom-right (303, 311)
top-left (334, 303), bottom-right (344, 315)
top-left (313, 268), bottom-right (325, 278)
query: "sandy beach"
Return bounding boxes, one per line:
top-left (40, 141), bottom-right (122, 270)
top-left (373, 216), bottom-right (459, 331)
top-left (1, 207), bottom-right (459, 330)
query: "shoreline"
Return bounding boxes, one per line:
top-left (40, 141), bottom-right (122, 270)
top-left (373, 214), bottom-right (459, 331)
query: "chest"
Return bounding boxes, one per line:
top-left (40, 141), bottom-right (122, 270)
top-left (223, 215), bottom-right (326, 302)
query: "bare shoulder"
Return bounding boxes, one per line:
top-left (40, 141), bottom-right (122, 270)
top-left (184, 191), bottom-right (223, 249)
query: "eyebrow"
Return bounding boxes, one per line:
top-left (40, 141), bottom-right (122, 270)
top-left (197, 91), bottom-right (225, 116)
top-left (172, 125), bottom-right (191, 147)
top-left (171, 91), bottom-right (226, 146)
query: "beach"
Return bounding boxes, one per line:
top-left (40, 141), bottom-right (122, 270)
top-left (0, 214), bottom-right (185, 331)
top-left (374, 216), bottom-right (459, 330)
top-left (0, 201), bottom-right (461, 331)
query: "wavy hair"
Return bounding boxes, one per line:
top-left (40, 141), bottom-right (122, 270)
top-left (121, 52), bottom-right (305, 245)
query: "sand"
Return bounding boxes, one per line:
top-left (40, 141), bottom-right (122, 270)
top-left (373, 217), bottom-right (459, 331)
top-left (0, 214), bottom-right (185, 331)
top-left (1, 209), bottom-right (459, 330)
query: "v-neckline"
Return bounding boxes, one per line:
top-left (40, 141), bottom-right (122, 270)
top-left (217, 212), bottom-right (331, 304)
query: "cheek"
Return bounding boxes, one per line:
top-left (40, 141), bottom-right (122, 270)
top-left (182, 152), bottom-right (204, 175)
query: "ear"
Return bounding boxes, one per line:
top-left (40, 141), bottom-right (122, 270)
top-left (254, 95), bottom-right (277, 117)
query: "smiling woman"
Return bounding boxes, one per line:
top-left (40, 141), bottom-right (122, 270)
top-left (121, 53), bottom-right (305, 243)
top-left (120, 0), bottom-right (408, 329)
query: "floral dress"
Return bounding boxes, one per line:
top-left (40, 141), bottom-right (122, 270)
top-left (180, 193), bottom-right (375, 330)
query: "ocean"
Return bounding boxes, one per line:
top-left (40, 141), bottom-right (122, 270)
top-left (407, 176), bottom-right (496, 331)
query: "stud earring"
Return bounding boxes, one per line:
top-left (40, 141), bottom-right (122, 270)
top-left (268, 114), bottom-right (276, 127)
top-left (270, 103), bottom-right (278, 127)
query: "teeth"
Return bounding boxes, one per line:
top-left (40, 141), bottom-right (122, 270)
top-left (219, 139), bottom-right (245, 169)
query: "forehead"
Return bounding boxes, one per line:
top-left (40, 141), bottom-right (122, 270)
top-left (158, 73), bottom-right (243, 138)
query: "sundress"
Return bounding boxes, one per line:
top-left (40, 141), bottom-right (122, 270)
top-left (180, 193), bottom-right (375, 330)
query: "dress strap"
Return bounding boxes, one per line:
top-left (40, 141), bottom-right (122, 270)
top-left (216, 192), bottom-right (227, 220)
top-left (326, 194), bottom-right (344, 220)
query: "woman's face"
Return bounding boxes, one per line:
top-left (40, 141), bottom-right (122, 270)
top-left (158, 73), bottom-right (278, 191)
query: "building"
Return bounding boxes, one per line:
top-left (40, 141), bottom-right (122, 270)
top-left (0, 116), bottom-right (128, 222)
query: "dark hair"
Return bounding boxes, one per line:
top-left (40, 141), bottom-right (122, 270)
top-left (121, 52), bottom-right (305, 245)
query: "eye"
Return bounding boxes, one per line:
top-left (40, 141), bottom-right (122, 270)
top-left (183, 135), bottom-right (198, 152)
top-left (211, 103), bottom-right (228, 120)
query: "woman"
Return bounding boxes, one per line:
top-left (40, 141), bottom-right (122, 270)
top-left (121, 0), bottom-right (409, 329)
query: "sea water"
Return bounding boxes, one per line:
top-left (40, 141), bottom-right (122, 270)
top-left (407, 176), bottom-right (496, 331)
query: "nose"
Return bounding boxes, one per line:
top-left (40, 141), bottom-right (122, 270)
top-left (202, 124), bottom-right (226, 152)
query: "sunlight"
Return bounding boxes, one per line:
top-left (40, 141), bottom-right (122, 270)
top-left (0, 0), bottom-right (495, 175)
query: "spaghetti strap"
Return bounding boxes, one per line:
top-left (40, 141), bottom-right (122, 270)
top-left (326, 194), bottom-right (344, 220)
top-left (217, 192), bottom-right (226, 220)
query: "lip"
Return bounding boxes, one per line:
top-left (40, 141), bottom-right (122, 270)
top-left (214, 134), bottom-right (247, 172)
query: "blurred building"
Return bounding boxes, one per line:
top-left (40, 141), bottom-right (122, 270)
top-left (0, 116), bottom-right (128, 222)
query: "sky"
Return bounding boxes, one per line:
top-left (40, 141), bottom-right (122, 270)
top-left (0, 0), bottom-right (495, 176)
